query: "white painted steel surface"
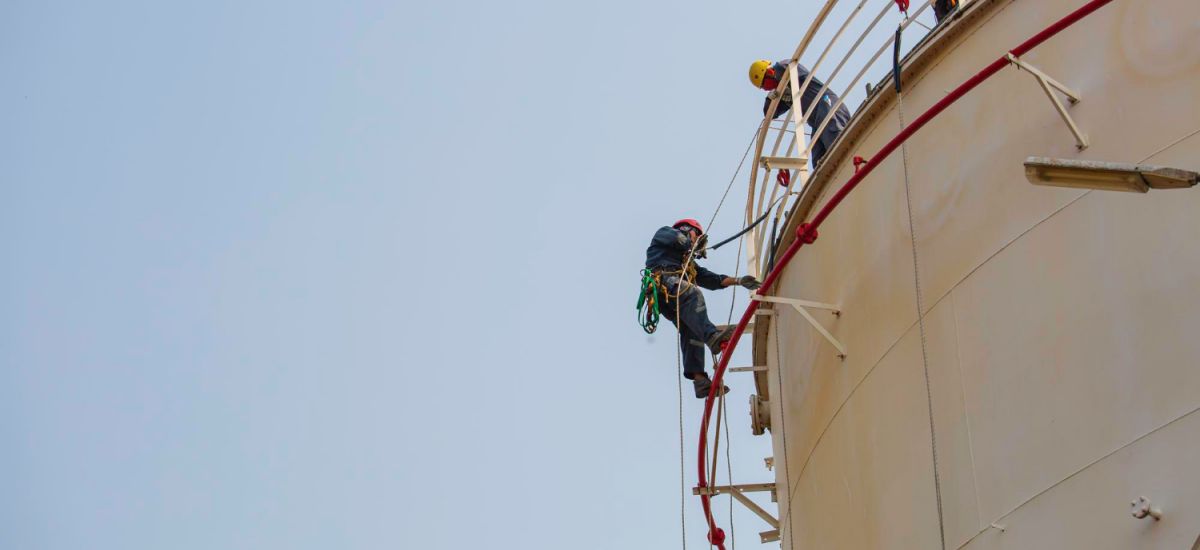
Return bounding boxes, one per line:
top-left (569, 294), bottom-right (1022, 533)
top-left (755, 0), bottom-right (1200, 548)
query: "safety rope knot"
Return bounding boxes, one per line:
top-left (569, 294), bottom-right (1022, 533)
top-left (707, 527), bottom-right (727, 545)
top-left (797, 222), bottom-right (819, 244)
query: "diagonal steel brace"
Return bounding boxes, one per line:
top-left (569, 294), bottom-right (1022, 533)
top-left (693, 483), bottom-right (780, 533)
top-left (1006, 53), bottom-right (1088, 150)
top-left (752, 294), bottom-right (846, 358)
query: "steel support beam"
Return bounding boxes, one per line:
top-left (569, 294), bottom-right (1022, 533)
top-left (729, 487), bottom-right (780, 529)
top-left (752, 294), bottom-right (846, 358)
top-left (729, 365), bottom-right (768, 373)
top-left (693, 483), bottom-right (781, 537)
top-left (760, 155), bottom-right (811, 171)
top-left (715, 322), bottom-right (754, 334)
top-left (692, 482), bottom-right (776, 496)
top-left (1006, 53), bottom-right (1088, 150)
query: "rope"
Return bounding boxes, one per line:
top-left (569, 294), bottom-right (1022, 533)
top-left (898, 92), bottom-right (947, 550)
top-left (722, 396), bottom-right (735, 550)
top-left (772, 316), bottom-right (795, 549)
top-left (675, 240), bottom-right (705, 550)
top-left (706, 125), bottom-right (763, 234)
top-left (723, 221), bottom-right (745, 549)
top-left (693, 99), bottom-right (774, 550)
top-left (677, 216), bottom-right (711, 550)
top-left (677, 319), bottom-right (688, 550)
top-left (708, 389), bottom-right (724, 513)
top-left (702, 173), bottom-right (756, 549)
top-left (669, 125), bottom-right (760, 550)
top-left (676, 197), bottom-right (716, 550)
top-left (691, 134), bottom-right (755, 549)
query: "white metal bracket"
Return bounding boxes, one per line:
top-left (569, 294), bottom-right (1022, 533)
top-left (693, 482), bottom-right (776, 497)
top-left (760, 155), bottom-right (811, 171)
top-left (752, 294), bottom-right (846, 358)
top-left (1006, 53), bottom-right (1088, 150)
top-left (729, 365), bottom-right (768, 373)
top-left (715, 322), bottom-right (754, 334)
top-left (713, 310), bottom-right (776, 361)
top-left (693, 483), bottom-right (780, 535)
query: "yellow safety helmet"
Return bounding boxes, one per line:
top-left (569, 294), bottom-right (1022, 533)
top-left (748, 59), bottom-right (773, 88)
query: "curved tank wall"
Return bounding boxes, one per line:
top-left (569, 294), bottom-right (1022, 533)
top-left (756, 0), bottom-right (1200, 548)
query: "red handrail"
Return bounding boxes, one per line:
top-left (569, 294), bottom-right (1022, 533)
top-left (696, 0), bottom-right (1117, 546)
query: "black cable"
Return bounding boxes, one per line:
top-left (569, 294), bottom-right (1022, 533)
top-left (707, 198), bottom-right (777, 252)
top-left (893, 24), bottom-right (904, 93)
top-left (766, 215), bottom-right (780, 274)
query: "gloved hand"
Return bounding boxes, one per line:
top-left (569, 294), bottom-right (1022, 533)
top-left (739, 275), bottom-right (762, 290)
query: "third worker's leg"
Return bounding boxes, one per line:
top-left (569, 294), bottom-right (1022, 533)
top-left (809, 97), bottom-right (852, 168)
top-left (677, 323), bottom-right (707, 381)
top-left (665, 276), bottom-right (732, 398)
top-left (679, 319), bottom-right (729, 398)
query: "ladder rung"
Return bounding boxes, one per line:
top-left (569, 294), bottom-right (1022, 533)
top-left (759, 156), bottom-right (809, 170)
top-left (716, 322), bottom-right (754, 334)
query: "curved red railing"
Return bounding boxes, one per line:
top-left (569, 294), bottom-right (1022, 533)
top-left (696, 0), bottom-right (1117, 546)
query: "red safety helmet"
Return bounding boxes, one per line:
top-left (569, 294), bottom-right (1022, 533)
top-left (673, 218), bottom-right (704, 235)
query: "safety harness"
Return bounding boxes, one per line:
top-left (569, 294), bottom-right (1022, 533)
top-left (636, 269), bottom-right (662, 334)
top-left (636, 261), bottom-right (699, 334)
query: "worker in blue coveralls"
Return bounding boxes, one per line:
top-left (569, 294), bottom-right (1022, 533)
top-left (748, 59), bottom-right (851, 170)
top-left (934, 0), bottom-right (959, 22)
top-left (646, 218), bottom-right (761, 398)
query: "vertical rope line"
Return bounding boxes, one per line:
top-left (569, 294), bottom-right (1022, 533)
top-left (709, 393), bottom-right (725, 494)
top-left (768, 312), bottom-right (796, 547)
top-left (674, 122), bottom-right (759, 550)
top-left (708, 125), bottom-right (765, 232)
top-left (724, 232), bottom-right (745, 549)
top-left (676, 238), bottom-right (713, 550)
top-left (676, 241), bottom-right (696, 550)
top-left (723, 395), bottom-right (735, 550)
top-left (676, 264), bottom-right (689, 549)
top-left (897, 93), bottom-right (947, 550)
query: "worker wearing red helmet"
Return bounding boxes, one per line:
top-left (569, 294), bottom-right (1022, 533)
top-left (645, 219), bottom-right (761, 398)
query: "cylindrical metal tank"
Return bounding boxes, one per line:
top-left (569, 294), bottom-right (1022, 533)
top-left (752, 0), bottom-right (1200, 547)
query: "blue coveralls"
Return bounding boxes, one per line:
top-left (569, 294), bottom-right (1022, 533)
top-left (645, 226), bottom-right (730, 379)
top-left (762, 60), bottom-right (852, 168)
top-left (934, 0), bottom-right (958, 22)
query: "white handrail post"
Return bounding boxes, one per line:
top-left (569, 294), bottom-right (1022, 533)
top-left (803, 0), bottom-right (935, 161)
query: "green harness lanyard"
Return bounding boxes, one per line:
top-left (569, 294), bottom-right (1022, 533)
top-left (636, 268), bottom-right (661, 334)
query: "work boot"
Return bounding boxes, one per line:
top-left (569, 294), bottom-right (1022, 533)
top-left (693, 375), bottom-right (730, 399)
top-left (706, 326), bottom-right (735, 355)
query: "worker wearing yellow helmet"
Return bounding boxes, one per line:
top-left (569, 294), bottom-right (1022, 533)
top-left (748, 59), bottom-right (851, 169)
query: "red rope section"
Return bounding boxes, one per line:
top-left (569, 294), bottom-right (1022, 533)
top-left (695, 0), bottom-right (1116, 546)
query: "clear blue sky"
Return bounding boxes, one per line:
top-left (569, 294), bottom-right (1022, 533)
top-left (1, 1), bottom-right (933, 548)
